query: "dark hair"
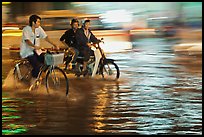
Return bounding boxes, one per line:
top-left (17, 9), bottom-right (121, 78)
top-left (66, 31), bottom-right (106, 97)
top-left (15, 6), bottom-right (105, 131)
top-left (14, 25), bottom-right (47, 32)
top-left (82, 19), bottom-right (90, 28)
top-left (83, 19), bottom-right (90, 25)
top-left (70, 18), bottom-right (79, 25)
top-left (29, 14), bottom-right (41, 26)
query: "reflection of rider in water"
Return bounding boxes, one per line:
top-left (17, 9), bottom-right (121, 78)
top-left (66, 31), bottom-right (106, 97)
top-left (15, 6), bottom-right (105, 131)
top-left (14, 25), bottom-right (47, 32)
top-left (60, 19), bottom-right (80, 70)
top-left (76, 19), bottom-right (100, 75)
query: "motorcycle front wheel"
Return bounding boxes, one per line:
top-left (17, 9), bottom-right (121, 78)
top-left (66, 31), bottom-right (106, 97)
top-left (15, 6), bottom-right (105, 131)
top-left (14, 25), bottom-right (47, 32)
top-left (101, 62), bottom-right (120, 80)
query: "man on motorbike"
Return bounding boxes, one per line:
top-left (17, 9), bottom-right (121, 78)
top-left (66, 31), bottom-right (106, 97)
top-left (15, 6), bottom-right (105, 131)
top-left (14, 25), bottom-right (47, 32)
top-left (60, 18), bottom-right (80, 70)
top-left (75, 19), bottom-right (101, 75)
top-left (20, 14), bottom-right (59, 89)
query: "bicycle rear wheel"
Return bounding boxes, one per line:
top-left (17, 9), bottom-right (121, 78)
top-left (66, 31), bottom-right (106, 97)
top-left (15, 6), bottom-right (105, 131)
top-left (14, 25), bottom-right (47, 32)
top-left (13, 61), bottom-right (32, 89)
top-left (13, 61), bottom-right (32, 87)
top-left (101, 61), bottom-right (120, 80)
top-left (46, 66), bottom-right (69, 96)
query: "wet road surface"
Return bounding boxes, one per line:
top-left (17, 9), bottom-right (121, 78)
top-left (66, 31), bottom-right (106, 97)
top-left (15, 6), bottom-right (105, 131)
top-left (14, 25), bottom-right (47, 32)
top-left (2, 38), bottom-right (202, 135)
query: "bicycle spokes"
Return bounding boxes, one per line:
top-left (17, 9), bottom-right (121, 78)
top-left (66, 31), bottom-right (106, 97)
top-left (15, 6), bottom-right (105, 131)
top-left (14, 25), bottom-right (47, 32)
top-left (46, 67), bottom-right (69, 95)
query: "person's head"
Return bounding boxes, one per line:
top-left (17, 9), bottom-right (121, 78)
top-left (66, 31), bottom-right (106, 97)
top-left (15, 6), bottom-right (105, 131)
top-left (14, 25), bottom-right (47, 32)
top-left (83, 19), bottom-right (90, 30)
top-left (70, 18), bottom-right (79, 30)
top-left (29, 14), bottom-right (41, 28)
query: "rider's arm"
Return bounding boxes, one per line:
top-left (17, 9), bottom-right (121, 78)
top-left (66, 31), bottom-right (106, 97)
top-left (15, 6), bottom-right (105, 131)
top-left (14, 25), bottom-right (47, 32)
top-left (25, 39), bottom-right (40, 50)
top-left (90, 31), bottom-right (100, 43)
top-left (60, 31), bottom-right (67, 41)
top-left (86, 31), bottom-right (100, 48)
top-left (45, 36), bottom-right (59, 49)
top-left (38, 26), bottom-right (59, 49)
top-left (61, 41), bottom-right (69, 48)
top-left (60, 31), bottom-right (70, 48)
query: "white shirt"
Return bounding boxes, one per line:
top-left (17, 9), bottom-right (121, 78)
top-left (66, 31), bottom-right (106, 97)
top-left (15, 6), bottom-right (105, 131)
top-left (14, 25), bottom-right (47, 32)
top-left (20, 26), bottom-right (47, 58)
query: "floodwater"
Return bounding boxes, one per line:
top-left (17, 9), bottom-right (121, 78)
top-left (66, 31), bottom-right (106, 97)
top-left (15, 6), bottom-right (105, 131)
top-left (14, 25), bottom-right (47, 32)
top-left (2, 38), bottom-right (202, 135)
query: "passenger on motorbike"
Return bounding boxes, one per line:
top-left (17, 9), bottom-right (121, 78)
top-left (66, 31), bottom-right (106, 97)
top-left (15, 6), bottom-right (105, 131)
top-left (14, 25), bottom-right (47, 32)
top-left (75, 19), bottom-right (101, 75)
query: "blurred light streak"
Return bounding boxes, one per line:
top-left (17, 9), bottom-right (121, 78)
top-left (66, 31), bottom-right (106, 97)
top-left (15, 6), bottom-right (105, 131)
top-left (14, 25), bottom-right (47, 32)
top-left (2, 31), bottom-right (22, 37)
top-left (100, 41), bottom-right (132, 53)
top-left (2, 27), bottom-right (20, 31)
top-left (147, 17), bottom-right (169, 20)
top-left (2, 2), bottom-right (11, 5)
top-left (101, 10), bottom-right (133, 23)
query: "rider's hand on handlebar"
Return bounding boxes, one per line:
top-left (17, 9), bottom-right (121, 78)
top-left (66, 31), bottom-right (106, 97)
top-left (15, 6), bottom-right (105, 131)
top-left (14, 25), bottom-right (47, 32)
top-left (34, 46), bottom-right (41, 50)
top-left (52, 44), bottom-right (60, 50)
top-left (87, 43), bottom-right (92, 48)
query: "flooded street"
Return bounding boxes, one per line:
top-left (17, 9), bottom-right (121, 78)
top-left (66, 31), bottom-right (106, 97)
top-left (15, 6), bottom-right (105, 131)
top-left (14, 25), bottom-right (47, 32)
top-left (2, 38), bottom-right (202, 135)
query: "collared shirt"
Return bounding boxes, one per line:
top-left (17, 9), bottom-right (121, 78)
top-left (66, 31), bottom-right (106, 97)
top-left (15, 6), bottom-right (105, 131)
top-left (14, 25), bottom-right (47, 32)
top-left (20, 25), bottom-right (47, 58)
top-left (83, 28), bottom-right (91, 42)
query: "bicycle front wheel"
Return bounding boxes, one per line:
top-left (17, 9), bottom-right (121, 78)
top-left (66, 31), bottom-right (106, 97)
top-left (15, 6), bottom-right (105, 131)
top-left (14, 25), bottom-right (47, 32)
top-left (46, 66), bottom-right (69, 96)
top-left (101, 61), bottom-right (120, 80)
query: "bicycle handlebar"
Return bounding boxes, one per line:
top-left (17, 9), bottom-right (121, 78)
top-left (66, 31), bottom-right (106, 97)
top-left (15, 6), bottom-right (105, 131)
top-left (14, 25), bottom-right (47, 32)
top-left (38, 47), bottom-right (63, 54)
top-left (46, 49), bottom-right (63, 54)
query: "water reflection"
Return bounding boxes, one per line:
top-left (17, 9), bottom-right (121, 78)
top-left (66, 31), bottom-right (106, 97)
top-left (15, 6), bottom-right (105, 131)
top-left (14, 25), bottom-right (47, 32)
top-left (89, 38), bottom-right (202, 135)
top-left (89, 81), bottom-right (201, 135)
top-left (2, 96), bottom-right (36, 135)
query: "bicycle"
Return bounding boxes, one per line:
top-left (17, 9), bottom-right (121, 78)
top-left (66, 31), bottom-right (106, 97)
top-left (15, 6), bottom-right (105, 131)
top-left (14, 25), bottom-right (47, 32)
top-left (63, 38), bottom-right (120, 80)
top-left (13, 49), bottom-right (69, 96)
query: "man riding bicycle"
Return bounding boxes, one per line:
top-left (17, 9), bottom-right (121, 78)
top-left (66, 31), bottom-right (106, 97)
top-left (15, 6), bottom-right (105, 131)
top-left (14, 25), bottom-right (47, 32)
top-left (20, 14), bottom-right (59, 89)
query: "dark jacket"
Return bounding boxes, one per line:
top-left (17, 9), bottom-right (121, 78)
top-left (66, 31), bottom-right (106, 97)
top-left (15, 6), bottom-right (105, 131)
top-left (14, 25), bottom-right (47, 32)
top-left (75, 28), bottom-right (100, 50)
top-left (60, 28), bottom-right (79, 49)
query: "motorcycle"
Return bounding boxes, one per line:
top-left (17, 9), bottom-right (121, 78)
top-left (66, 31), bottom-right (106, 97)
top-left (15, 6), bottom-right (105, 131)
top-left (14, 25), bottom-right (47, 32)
top-left (63, 38), bottom-right (120, 80)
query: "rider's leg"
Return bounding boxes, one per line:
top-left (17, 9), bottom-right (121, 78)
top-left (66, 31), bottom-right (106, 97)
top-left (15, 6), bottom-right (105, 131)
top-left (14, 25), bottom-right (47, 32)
top-left (27, 54), bottom-right (41, 79)
top-left (67, 47), bottom-right (79, 70)
top-left (81, 47), bottom-right (91, 74)
top-left (75, 62), bottom-right (80, 73)
top-left (82, 62), bottom-right (88, 72)
top-left (71, 48), bottom-right (80, 72)
top-left (35, 52), bottom-right (46, 79)
top-left (71, 47), bottom-right (79, 64)
top-left (64, 49), bottom-right (70, 70)
top-left (69, 47), bottom-right (75, 64)
top-left (37, 52), bottom-right (45, 64)
top-left (26, 54), bottom-right (42, 88)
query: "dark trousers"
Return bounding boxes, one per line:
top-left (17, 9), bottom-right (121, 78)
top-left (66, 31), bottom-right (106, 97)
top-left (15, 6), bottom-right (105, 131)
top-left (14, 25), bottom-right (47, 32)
top-left (69, 47), bottom-right (79, 63)
top-left (26, 51), bottom-right (45, 78)
top-left (79, 47), bottom-right (94, 62)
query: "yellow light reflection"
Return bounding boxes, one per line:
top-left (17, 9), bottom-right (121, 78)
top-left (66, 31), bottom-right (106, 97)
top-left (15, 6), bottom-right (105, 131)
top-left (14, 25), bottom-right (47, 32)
top-left (2, 31), bottom-right (22, 37)
top-left (91, 89), bottom-right (109, 133)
